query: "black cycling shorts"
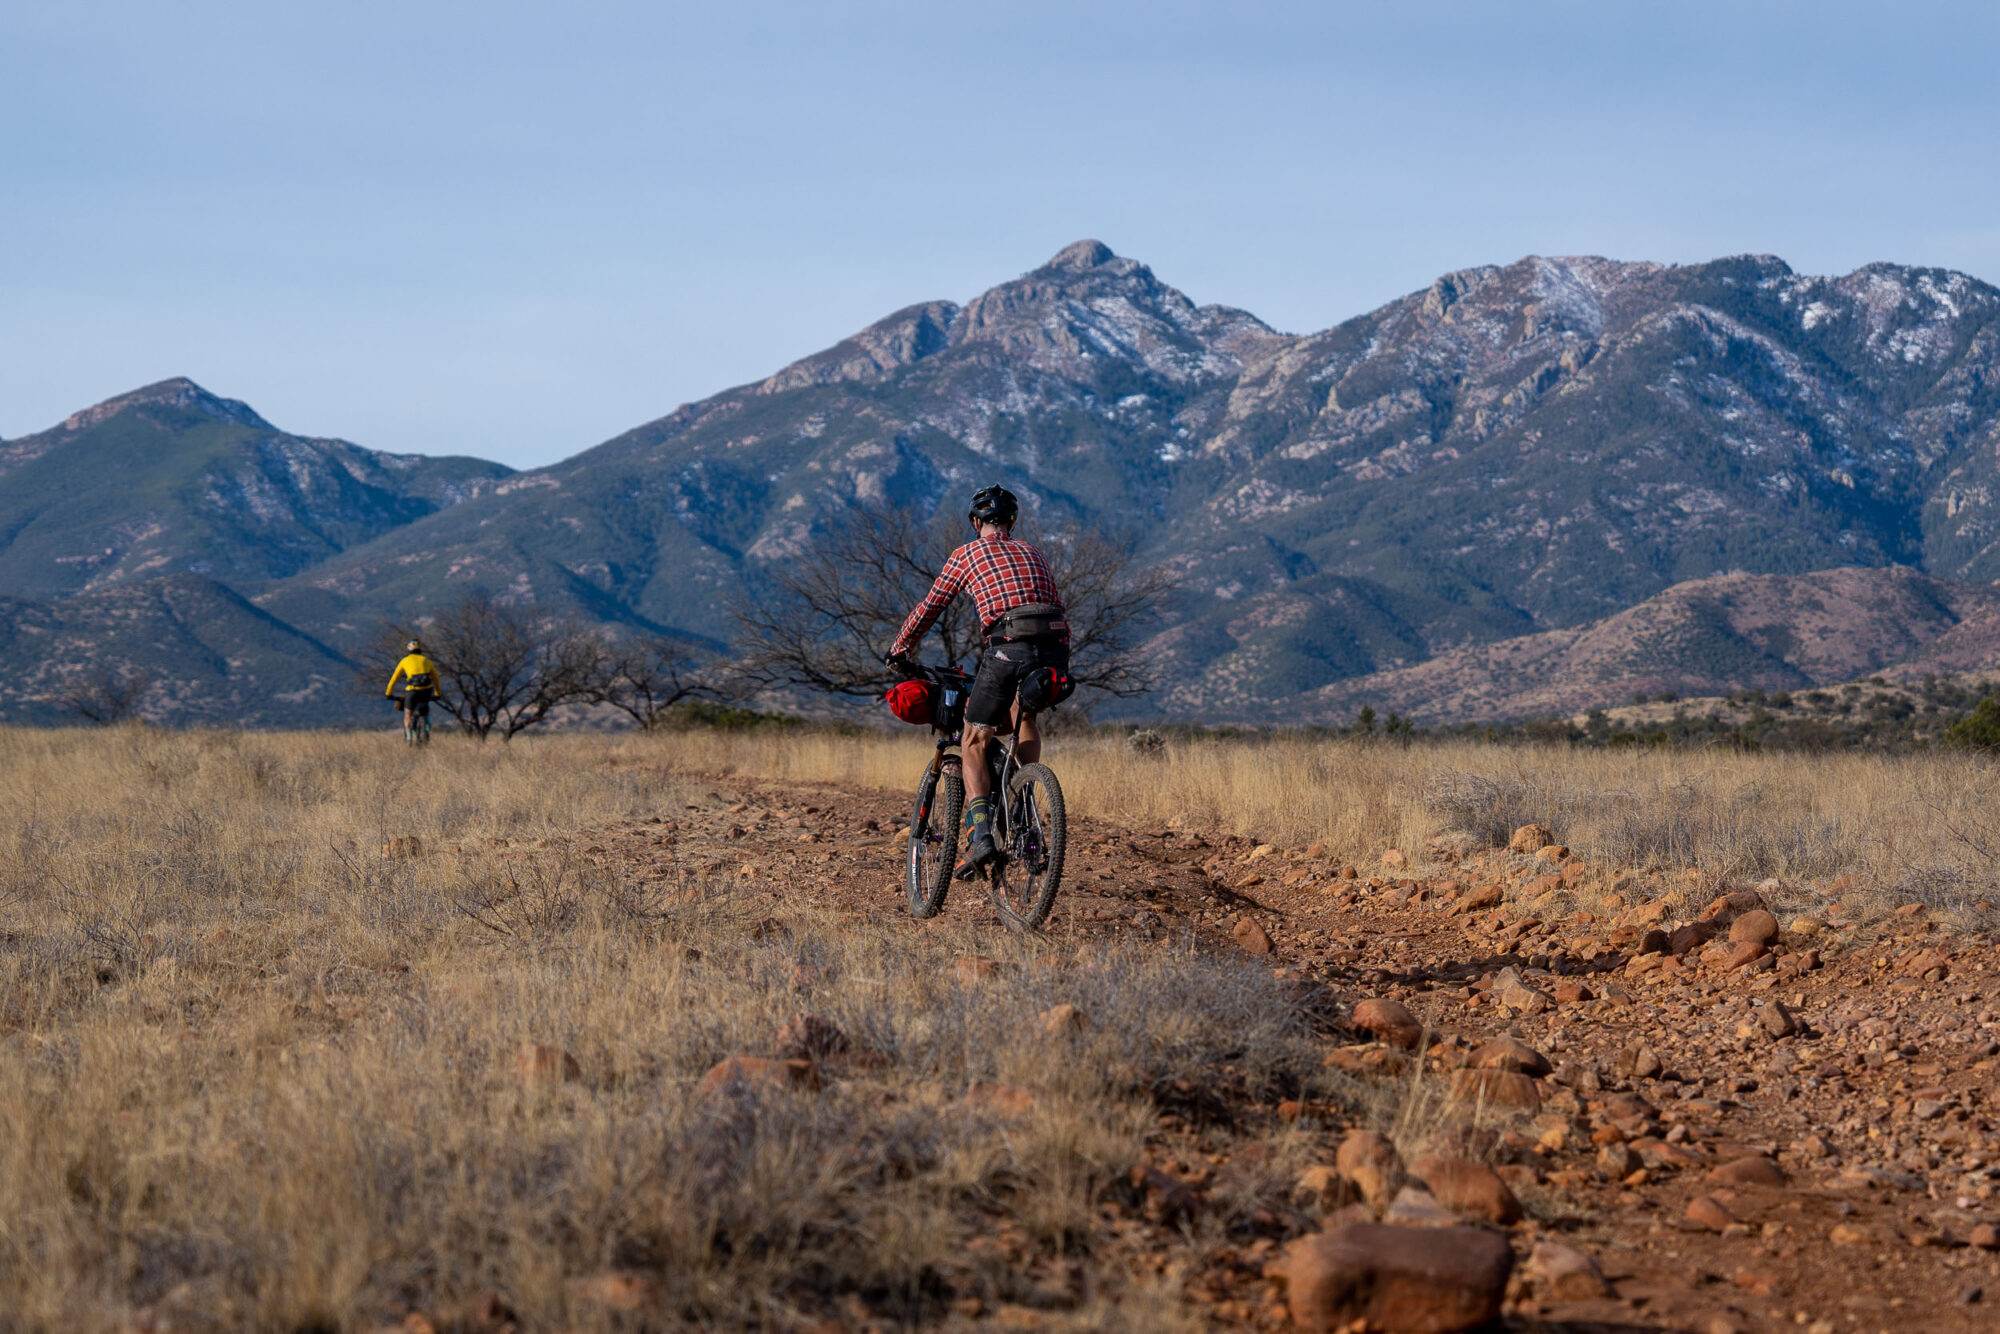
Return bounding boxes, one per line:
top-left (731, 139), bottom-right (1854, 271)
top-left (401, 690), bottom-right (434, 717)
top-left (966, 638), bottom-right (1069, 730)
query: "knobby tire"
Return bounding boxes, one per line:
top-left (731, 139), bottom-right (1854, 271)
top-left (907, 763), bottom-right (963, 918)
top-left (990, 762), bottom-right (1065, 932)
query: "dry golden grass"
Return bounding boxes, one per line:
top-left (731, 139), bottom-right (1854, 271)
top-left (8, 723), bottom-right (2000, 1329)
top-left (665, 727), bottom-right (2000, 921)
top-left (0, 727), bottom-right (1331, 1333)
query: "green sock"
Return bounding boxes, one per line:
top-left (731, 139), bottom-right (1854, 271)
top-left (965, 796), bottom-right (993, 842)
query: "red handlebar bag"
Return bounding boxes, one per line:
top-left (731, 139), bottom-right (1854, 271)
top-left (885, 680), bottom-right (935, 725)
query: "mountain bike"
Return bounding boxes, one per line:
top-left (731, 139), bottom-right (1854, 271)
top-left (393, 693), bottom-right (433, 746)
top-left (900, 663), bottom-right (1067, 931)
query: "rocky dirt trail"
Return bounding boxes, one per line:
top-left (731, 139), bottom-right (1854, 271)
top-left (545, 775), bottom-right (2000, 1334)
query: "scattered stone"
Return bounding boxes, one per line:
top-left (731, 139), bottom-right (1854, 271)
top-left (1351, 998), bottom-right (1424, 1050)
top-left (1279, 1222), bottom-right (1513, 1334)
top-left (1970, 1222), bottom-right (2000, 1251)
top-left (1616, 1045), bottom-right (1664, 1080)
top-left (696, 1055), bottom-right (817, 1100)
top-left (1384, 1185), bottom-right (1461, 1227)
top-left (1596, 1143), bottom-right (1639, 1179)
top-left (1380, 848), bottom-right (1408, 869)
top-left (1636, 928), bottom-right (1671, 956)
top-left (1233, 916), bottom-right (1275, 955)
top-left (1708, 1156), bottom-right (1786, 1187)
top-left (1526, 1240), bottom-right (1612, 1301)
top-left (1758, 1001), bottom-right (1797, 1039)
top-left (1036, 1003), bottom-right (1086, 1037)
top-left (1789, 915), bottom-right (1826, 937)
top-left (1453, 883), bottom-right (1504, 914)
top-left (1670, 921), bottom-right (1719, 956)
top-left (1535, 844), bottom-right (1570, 864)
top-left (1449, 1068), bottom-right (1542, 1111)
top-left (1716, 940), bottom-right (1767, 971)
top-left (1468, 1038), bottom-right (1551, 1077)
top-left (1492, 968), bottom-right (1552, 1016)
top-left (1830, 1223), bottom-right (1871, 1246)
top-left (1410, 1154), bottom-right (1522, 1225)
top-left (1684, 1195), bottom-right (1736, 1231)
top-left (1509, 824), bottom-right (1554, 853)
top-left (1552, 978), bottom-right (1595, 1004)
top-left (512, 1042), bottom-right (582, 1087)
top-left (1702, 889), bottom-right (1765, 920)
top-left (774, 1012), bottom-right (849, 1061)
top-left (1728, 909), bottom-right (1780, 946)
top-left (1335, 1130), bottom-right (1406, 1210)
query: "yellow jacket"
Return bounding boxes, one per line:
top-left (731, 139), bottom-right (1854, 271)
top-left (385, 653), bottom-right (443, 697)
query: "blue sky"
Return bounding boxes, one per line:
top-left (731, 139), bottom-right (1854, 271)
top-left (5, 0), bottom-right (1998, 467)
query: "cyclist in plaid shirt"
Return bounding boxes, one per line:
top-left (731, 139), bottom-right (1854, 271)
top-left (889, 485), bottom-right (1069, 873)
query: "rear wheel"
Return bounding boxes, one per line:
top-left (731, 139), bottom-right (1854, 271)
top-left (907, 761), bottom-right (963, 918)
top-left (990, 762), bottom-right (1065, 931)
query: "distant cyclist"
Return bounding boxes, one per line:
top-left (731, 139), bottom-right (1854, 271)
top-left (384, 639), bottom-right (443, 740)
top-left (888, 485), bottom-right (1070, 874)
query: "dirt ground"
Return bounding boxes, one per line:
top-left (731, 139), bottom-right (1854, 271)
top-left (616, 768), bottom-right (2000, 1334)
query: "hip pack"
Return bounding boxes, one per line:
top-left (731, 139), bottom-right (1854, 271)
top-left (985, 602), bottom-right (1068, 644)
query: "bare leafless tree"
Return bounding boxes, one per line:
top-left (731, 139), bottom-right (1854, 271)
top-left (733, 504), bottom-right (1171, 703)
top-left (60, 667), bottom-right (152, 725)
top-left (370, 596), bottom-right (613, 741)
top-left (592, 636), bottom-right (719, 729)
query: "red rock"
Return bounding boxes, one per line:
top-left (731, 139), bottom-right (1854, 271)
top-left (1468, 1038), bottom-right (1551, 1077)
top-left (1728, 909), bottom-right (1780, 946)
top-left (1449, 1068), bottom-right (1541, 1111)
top-left (1970, 1222), bottom-right (1999, 1250)
top-left (1708, 1156), bottom-right (1786, 1187)
top-left (1552, 978), bottom-right (1595, 1004)
top-left (1701, 889), bottom-right (1764, 921)
top-left (1280, 1222), bottom-right (1513, 1334)
top-left (1410, 1154), bottom-right (1522, 1225)
top-left (1684, 1194), bottom-right (1735, 1231)
top-left (1336, 1130), bottom-right (1405, 1208)
top-left (1233, 916), bottom-right (1275, 955)
top-left (1669, 921), bottom-right (1718, 955)
top-left (1636, 928), bottom-right (1671, 956)
top-left (1535, 844), bottom-right (1570, 863)
top-left (774, 1012), bottom-right (850, 1060)
top-left (1526, 1240), bottom-right (1612, 1300)
top-left (1714, 940), bottom-right (1766, 970)
top-left (1351, 998), bottom-right (1424, 1049)
top-left (1757, 1001), bottom-right (1797, 1038)
top-left (512, 1042), bottom-right (581, 1086)
top-left (696, 1055), bottom-right (817, 1099)
top-left (1453, 883), bottom-right (1504, 914)
top-left (1509, 824), bottom-right (1554, 853)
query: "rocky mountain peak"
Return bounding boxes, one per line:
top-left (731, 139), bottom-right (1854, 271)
top-left (1044, 239), bottom-right (1117, 272)
top-left (62, 377), bottom-right (274, 434)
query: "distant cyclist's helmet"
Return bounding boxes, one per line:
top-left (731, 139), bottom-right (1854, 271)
top-left (967, 485), bottom-right (1019, 529)
top-left (406, 640), bottom-right (422, 653)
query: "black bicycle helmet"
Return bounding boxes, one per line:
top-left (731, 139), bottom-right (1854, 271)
top-left (967, 484), bottom-right (1019, 528)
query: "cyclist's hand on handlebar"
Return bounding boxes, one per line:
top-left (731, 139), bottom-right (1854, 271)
top-left (884, 650), bottom-right (917, 675)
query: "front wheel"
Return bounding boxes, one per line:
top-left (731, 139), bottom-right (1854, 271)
top-left (990, 762), bottom-right (1066, 932)
top-left (907, 761), bottom-right (963, 918)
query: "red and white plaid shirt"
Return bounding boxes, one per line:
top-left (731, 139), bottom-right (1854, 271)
top-left (891, 534), bottom-right (1065, 657)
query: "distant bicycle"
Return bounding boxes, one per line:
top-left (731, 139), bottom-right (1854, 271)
top-left (895, 662), bottom-right (1067, 931)
top-left (384, 639), bottom-right (442, 746)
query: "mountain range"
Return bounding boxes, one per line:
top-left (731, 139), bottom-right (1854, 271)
top-left (8, 240), bottom-right (2000, 726)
